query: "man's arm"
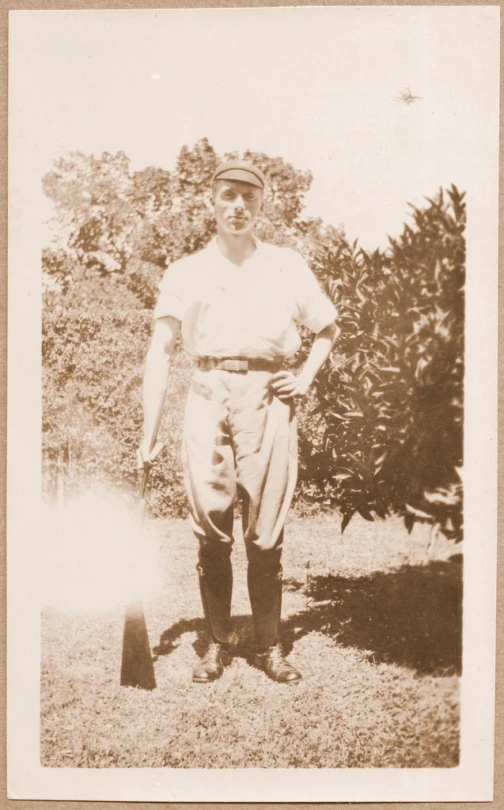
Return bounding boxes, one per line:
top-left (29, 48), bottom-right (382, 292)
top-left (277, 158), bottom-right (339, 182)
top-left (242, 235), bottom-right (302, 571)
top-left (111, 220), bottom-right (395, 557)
top-left (270, 321), bottom-right (339, 400)
top-left (139, 315), bottom-right (181, 465)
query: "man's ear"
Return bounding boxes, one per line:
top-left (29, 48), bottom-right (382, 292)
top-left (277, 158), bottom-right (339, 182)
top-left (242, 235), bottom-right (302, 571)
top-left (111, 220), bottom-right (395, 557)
top-left (211, 179), bottom-right (222, 203)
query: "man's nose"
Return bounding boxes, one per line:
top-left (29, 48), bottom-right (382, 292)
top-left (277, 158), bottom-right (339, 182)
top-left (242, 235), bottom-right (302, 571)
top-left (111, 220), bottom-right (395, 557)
top-left (233, 196), bottom-right (245, 210)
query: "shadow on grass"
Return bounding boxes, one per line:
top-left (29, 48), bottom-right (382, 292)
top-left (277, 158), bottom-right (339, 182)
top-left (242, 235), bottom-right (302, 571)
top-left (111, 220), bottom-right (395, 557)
top-left (153, 615), bottom-right (255, 663)
top-left (282, 559), bottom-right (462, 676)
top-left (154, 559), bottom-right (462, 677)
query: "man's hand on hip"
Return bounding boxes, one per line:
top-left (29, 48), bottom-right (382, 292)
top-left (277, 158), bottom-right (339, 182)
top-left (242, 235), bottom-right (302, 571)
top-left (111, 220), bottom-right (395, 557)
top-left (270, 370), bottom-right (310, 401)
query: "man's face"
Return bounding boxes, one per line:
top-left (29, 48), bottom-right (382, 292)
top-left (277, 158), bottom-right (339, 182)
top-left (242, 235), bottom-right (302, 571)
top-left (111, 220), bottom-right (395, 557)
top-left (212, 179), bottom-right (263, 235)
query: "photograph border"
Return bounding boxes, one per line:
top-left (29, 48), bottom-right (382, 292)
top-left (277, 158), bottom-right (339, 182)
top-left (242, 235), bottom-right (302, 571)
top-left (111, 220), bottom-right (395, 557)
top-left (2, 1), bottom-right (502, 807)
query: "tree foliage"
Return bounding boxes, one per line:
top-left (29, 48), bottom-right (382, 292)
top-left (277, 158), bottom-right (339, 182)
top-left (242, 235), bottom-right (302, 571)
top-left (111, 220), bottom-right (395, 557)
top-left (306, 186), bottom-right (465, 539)
top-left (42, 141), bottom-right (465, 540)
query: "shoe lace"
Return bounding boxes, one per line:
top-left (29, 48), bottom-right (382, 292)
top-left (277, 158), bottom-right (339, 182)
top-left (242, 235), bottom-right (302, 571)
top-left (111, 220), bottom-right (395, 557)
top-left (266, 645), bottom-right (287, 668)
top-left (201, 642), bottom-right (222, 663)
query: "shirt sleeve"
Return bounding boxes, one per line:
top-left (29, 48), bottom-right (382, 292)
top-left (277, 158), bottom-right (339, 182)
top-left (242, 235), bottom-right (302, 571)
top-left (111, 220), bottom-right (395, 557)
top-left (153, 261), bottom-right (186, 321)
top-left (292, 252), bottom-right (337, 333)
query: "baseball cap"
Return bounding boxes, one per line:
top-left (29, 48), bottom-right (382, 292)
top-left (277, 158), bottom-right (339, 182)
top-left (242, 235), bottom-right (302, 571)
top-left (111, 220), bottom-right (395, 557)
top-left (211, 159), bottom-right (265, 190)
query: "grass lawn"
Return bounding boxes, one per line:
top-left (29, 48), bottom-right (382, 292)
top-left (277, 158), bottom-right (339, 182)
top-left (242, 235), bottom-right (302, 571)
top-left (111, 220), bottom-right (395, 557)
top-left (41, 510), bottom-right (461, 768)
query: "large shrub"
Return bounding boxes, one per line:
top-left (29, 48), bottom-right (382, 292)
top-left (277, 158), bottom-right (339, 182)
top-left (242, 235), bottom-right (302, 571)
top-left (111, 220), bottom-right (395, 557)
top-left (307, 186), bottom-right (465, 540)
top-left (42, 273), bottom-right (192, 516)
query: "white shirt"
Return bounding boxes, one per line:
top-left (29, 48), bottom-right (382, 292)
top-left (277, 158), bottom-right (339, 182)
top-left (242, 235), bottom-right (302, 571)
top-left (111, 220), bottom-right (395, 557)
top-left (154, 237), bottom-right (337, 359)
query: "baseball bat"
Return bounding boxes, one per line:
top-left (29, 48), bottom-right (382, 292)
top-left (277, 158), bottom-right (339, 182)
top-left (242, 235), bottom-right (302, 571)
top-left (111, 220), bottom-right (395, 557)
top-left (121, 380), bottom-right (166, 689)
top-left (120, 465), bottom-right (157, 690)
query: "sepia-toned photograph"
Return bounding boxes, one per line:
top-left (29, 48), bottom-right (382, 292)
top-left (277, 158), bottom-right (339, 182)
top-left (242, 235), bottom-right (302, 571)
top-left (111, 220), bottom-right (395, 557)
top-left (7, 5), bottom-right (499, 802)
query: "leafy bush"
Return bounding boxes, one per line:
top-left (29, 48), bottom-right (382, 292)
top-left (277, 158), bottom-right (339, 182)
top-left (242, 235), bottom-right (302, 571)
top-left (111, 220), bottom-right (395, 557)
top-left (308, 186), bottom-right (465, 539)
top-left (42, 288), bottom-right (191, 516)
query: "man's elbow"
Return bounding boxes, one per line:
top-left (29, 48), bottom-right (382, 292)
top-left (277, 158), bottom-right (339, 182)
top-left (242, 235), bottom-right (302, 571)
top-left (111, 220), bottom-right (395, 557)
top-left (150, 316), bottom-right (180, 358)
top-left (318, 321), bottom-right (339, 344)
top-left (161, 336), bottom-right (177, 357)
top-left (147, 338), bottom-right (175, 365)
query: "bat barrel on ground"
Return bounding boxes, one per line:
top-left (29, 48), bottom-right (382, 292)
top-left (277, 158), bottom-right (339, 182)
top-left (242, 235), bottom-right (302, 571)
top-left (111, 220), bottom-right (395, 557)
top-left (120, 467), bottom-right (157, 690)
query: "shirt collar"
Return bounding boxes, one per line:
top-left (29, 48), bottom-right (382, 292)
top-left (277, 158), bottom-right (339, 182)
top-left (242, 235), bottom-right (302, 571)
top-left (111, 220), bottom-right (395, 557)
top-left (212, 233), bottom-right (263, 260)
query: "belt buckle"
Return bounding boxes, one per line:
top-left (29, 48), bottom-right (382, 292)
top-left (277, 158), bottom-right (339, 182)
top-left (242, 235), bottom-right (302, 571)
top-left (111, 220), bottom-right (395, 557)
top-left (223, 359), bottom-right (248, 372)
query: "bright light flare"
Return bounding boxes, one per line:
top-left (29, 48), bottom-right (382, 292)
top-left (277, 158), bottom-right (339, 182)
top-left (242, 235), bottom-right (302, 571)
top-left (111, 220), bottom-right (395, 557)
top-left (39, 489), bottom-right (164, 612)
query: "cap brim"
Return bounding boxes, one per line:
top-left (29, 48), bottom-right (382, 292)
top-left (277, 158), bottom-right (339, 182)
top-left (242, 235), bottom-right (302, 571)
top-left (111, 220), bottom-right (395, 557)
top-left (213, 168), bottom-right (264, 189)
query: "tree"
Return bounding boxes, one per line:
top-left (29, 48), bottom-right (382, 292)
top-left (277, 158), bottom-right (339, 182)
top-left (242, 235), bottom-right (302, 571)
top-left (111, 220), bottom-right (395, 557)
top-left (42, 138), bottom-right (320, 303)
top-left (310, 186), bottom-right (465, 540)
top-left (43, 151), bottom-right (135, 271)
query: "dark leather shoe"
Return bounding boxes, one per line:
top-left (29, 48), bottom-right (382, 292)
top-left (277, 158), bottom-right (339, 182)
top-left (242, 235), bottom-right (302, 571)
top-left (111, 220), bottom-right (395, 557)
top-left (254, 644), bottom-right (302, 683)
top-left (192, 642), bottom-right (231, 683)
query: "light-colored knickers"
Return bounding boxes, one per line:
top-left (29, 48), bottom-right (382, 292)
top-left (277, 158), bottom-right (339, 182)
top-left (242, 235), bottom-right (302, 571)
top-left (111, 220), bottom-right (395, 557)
top-left (182, 367), bottom-right (298, 562)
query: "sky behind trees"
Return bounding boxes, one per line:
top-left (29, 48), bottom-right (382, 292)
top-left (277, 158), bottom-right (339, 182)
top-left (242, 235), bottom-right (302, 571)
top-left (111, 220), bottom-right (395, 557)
top-left (11, 6), bottom-right (499, 249)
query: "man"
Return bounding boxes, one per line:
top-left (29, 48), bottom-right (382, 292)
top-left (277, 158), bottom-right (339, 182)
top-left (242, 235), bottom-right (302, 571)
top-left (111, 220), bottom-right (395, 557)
top-left (139, 159), bottom-right (338, 684)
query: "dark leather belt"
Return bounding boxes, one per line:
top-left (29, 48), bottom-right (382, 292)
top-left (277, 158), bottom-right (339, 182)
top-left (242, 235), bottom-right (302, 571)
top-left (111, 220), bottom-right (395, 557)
top-left (197, 356), bottom-right (283, 373)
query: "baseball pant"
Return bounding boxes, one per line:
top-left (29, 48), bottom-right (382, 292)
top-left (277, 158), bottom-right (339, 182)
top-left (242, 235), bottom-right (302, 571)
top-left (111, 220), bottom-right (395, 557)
top-left (182, 366), bottom-right (298, 648)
